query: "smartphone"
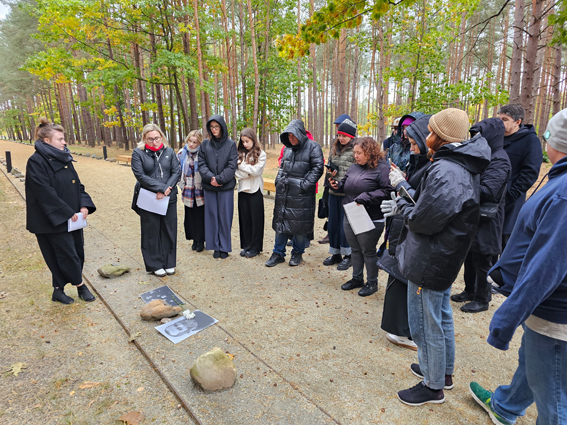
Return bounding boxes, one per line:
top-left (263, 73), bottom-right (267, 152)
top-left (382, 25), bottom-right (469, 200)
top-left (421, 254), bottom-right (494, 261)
top-left (399, 186), bottom-right (416, 204)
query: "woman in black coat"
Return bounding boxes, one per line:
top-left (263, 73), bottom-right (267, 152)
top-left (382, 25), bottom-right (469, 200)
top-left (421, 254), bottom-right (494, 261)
top-left (198, 115), bottom-right (238, 259)
top-left (131, 124), bottom-right (181, 277)
top-left (379, 114), bottom-right (432, 350)
top-left (25, 117), bottom-right (96, 304)
top-left (330, 137), bottom-right (393, 297)
top-left (451, 118), bottom-right (511, 313)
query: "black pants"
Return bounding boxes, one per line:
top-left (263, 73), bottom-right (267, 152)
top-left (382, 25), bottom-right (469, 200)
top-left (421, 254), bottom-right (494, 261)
top-left (463, 250), bottom-right (493, 304)
top-left (381, 275), bottom-right (411, 337)
top-left (140, 202), bottom-right (177, 272)
top-left (36, 231), bottom-right (84, 288)
top-left (238, 189), bottom-right (264, 252)
top-left (184, 204), bottom-right (205, 243)
top-left (344, 219), bottom-right (384, 285)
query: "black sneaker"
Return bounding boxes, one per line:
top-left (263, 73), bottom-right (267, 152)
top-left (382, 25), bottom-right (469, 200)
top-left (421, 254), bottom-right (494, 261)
top-left (450, 291), bottom-right (475, 303)
top-left (341, 279), bottom-right (364, 291)
top-left (265, 253), bottom-right (285, 267)
top-left (398, 382), bottom-right (445, 406)
top-left (289, 252), bottom-right (303, 266)
top-left (358, 282), bottom-right (377, 297)
top-left (461, 301), bottom-right (489, 313)
top-left (52, 288), bottom-right (75, 304)
top-left (323, 254), bottom-right (342, 266)
top-left (77, 284), bottom-right (96, 302)
top-left (213, 250), bottom-right (221, 259)
top-left (246, 250), bottom-right (259, 258)
top-left (337, 255), bottom-right (352, 270)
top-left (219, 251), bottom-right (229, 259)
top-left (410, 363), bottom-right (454, 390)
top-left (195, 242), bottom-right (205, 252)
top-left (240, 249), bottom-right (247, 257)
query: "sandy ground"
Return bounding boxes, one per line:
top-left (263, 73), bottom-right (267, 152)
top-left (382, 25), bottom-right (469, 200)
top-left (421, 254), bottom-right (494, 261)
top-left (0, 140), bottom-right (546, 424)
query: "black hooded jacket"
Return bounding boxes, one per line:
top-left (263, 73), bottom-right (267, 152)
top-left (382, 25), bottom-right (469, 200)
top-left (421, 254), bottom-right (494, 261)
top-left (469, 118), bottom-right (511, 255)
top-left (272, 120), bottom-right (324, 235)
top-left (198, 115), bottom-right (238, 192)
top-left (502, 124), bottom-right (543, 234)
top-left (26, 140), bottom-right (96, 234)
top-left (396, 136), bottom-right (491, 291)
top-left (386, 111), bottom-right (426, 171)
top-left (378, 114), bottom-right (432, 282)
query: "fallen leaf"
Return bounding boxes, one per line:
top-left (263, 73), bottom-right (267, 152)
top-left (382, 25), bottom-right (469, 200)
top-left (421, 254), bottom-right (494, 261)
top-left (227, 353), bottom-right (235, 360)
top-left (5, 362), bottom-right (27, 377)
top-left (137, 387), bottom-right (144, 392)
top-left (79, 382), bottom-right (101, 389)
top-left (0, 291), bottom-right (8, 299)
top-left (128, 332), bottom-right (141, 342)
top-left (69, 391), bottom-right (75, 396)
top-left (118, 411), bottom-right (144, 425)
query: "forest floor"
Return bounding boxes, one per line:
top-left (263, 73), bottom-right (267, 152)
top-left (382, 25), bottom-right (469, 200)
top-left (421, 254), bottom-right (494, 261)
top-left (0, 140), bottom-right (549, 425)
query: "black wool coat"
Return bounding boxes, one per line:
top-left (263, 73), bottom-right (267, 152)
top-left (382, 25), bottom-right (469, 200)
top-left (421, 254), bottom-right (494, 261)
top-left (272, 119), bottom-right (324, 235)
top-left (131, 144), bottom-right (181, 204)
top-left (469, 118), bottom-right (511, 255)
top-left (25, 140), bottom-right (96, 234)
top-left (198, 115), bottom-right (238, 192)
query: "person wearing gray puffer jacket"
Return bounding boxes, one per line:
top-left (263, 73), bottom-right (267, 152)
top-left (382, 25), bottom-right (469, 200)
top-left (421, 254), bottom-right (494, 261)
top-left (266, 119), bottom-right (324, 267)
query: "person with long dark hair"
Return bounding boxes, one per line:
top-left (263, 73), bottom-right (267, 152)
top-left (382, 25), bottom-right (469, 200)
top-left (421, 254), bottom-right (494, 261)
top-left (329, 137), bottom-right (393, 297)
top-left (131, 124), bottom-right (181, 277)
top-left (25, 117), bottom-right (96, 304)
top-left (235, 128), bottom-right (266, 258)
top-left (198, 115), bottom-right (238, 259)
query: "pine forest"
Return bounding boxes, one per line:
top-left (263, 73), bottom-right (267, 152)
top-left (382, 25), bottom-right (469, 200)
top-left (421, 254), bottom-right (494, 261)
top-left (0, 0), bottom-right (566, 150)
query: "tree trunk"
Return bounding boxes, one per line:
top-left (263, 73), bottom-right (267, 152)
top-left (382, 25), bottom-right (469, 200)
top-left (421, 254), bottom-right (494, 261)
top-left (509, 0), bottom-right (525, 103)
top-left (337, 28), bottom-right (347, 114)
top-left (247, 0), bottom-right (260, 133)
top-left (77, 84), bottom-right (97, 147)
top-left (193, 0), bottom-right (208, 134)
top-left (552, 45), bottom-right (563, 116)
top-left (238, 0), bottom-right (248, 122)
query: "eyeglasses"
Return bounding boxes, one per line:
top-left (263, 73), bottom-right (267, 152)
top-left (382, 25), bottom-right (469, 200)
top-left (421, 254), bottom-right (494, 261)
top-left (210, 125), bottom-right (221, 130)
top-left (147, 137), bottom-right (161, 143)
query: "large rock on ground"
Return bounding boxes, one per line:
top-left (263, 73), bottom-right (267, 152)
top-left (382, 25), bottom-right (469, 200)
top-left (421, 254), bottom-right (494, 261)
top-left (190, 347), bottom-right (237, 391)
top-left (140, 299), bottom-right (182, 321)
top-left (97, 263), bottom-right (131, 278)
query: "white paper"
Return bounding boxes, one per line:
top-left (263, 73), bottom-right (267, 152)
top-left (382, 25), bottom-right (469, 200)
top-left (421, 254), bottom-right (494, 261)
top-left (343, 202), bottom-right (375, 235)
top-left (137, 187), bottom-right (169, 215)
top-left (68, 212), bottom-right (87, 232)
top-left (155, 311), bottom-right (218, 344)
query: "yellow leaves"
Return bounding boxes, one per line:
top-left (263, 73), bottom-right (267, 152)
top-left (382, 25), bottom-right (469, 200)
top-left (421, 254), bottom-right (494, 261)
top-left (4, 362), bottom-right (27, 377)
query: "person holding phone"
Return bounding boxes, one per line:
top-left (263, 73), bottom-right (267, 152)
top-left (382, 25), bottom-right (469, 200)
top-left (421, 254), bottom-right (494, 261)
top-left (329, 137), bottom-right (393, 296)
top-left (323, 119), bottom-right (357, 270)
top-left (391, 108), bottom-right (490, 406)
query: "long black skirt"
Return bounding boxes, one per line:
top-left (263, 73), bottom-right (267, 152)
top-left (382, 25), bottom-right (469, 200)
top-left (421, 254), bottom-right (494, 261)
top-left (184, 204), bottom-right (205, 243)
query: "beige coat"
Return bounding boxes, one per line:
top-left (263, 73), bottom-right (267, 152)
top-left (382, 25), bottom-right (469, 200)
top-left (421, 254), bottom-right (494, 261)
top-left (235, 150), bottom-right (266, 193)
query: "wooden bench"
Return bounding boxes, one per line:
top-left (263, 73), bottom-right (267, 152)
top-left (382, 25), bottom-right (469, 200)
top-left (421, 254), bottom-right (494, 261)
top-left (263, 178), bottom-right (276, 196)
top-left (116, 155), bottom-right (132, 165)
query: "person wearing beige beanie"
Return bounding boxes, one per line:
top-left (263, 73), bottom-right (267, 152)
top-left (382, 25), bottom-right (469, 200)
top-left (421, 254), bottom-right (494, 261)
top-left (393, 108), bottom-right (491, 406)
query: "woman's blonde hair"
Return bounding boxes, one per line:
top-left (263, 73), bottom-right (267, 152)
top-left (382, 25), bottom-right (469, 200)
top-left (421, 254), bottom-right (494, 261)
top-left (185, 130), bottom-right (203, 145)
top-left (137, 123), bottom-right (168, 148)
top-left (35, 116), bottom-right (65, 141)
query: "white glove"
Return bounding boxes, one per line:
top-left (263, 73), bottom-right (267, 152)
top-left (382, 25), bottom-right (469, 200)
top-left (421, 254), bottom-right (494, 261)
top-left (389, 167), bottom-right (405, 187)
top-left (381, 192), bottom-right (400, 218)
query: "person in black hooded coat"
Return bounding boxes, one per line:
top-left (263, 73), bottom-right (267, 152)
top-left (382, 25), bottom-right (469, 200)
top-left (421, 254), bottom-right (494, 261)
top-left (265, 119), bottom-right (324, 267)
top-left (451, 118), bottom-right (511, 313)
top-left (198, 115), bottom-right (238, 259)
top-left (378, 114), bottom-right (432, 350)
top-left (26, 118), bottom-right (96, 304)
top-left (386, 111), bottom-right (426, 172)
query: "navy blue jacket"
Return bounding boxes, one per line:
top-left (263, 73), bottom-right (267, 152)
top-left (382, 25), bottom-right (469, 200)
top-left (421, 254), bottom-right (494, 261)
top-left (469, 119), bottom-right (511, 255)
top-left (488, 156), bottom-right (567, 350)
top-left (502, 124), bottom-right (542, 234)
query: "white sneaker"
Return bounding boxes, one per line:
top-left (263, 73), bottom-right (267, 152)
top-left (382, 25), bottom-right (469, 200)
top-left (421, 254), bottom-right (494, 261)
top-left (154, 269), bottom-right (167, 277)
top-left (386, 333), bottom-right (418, 351)
top-left (165, 268), bottom-right (176, 275)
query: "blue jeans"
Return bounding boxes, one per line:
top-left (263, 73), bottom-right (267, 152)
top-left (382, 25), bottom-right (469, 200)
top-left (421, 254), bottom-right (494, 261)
top-left (328, 194), bottom-right (350, 256)
top-left (492, 324), bottom-right (567, 425)
top-left (407, 281), bottom-right (455, 390)
top-left (273, 232), bottom-right (306, 256)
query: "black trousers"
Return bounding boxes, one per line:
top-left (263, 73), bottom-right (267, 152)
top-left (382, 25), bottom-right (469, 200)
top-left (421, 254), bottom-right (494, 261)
top-left (183, 204), bottom-right (205, 243)
top-left (238, 189), bottom-right (264, 252)
top-left (381, 275), bottom-right (411, 338)
top-left (140, 202), bottom-right (177, 272)
top-left (463, 250), bottom-right (493, 304)
top-left (36, 230), bottom-right (84, 288)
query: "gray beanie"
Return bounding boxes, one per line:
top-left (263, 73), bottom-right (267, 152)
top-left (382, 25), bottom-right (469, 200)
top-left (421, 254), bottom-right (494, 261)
top-left (544, 108), bottom-right (567, 154)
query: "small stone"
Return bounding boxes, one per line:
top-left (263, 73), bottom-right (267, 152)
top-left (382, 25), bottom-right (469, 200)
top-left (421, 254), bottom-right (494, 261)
top-left (97, 263), bottom-right (131, 278)
top-left (91, 154), bottom-right (96, 158)
top-left (190, 347), bottom-right (237, 391)
top-left (160, 317), bottom-right (173, 324)
top-left (141, 300), bottom-right (182, 321)
top-left (108, 158), bottom-right (117, 163)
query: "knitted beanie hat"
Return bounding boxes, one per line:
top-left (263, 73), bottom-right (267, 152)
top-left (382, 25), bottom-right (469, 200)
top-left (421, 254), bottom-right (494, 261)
top-left (429, 108), bottom-right (470, 143)
top-left (337, 119), bottom-right (357, 138)
top-left (544, 108), bottom-right (567, 154)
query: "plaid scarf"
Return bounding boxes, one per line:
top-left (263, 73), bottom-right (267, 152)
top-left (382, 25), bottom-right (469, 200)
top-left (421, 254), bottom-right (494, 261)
top-left (178, 148), bottom-right (204, 207)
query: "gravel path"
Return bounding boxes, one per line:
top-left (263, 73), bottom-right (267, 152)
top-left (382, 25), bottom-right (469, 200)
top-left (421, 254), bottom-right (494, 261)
top-left (0, 140), bottom-right (539, 424)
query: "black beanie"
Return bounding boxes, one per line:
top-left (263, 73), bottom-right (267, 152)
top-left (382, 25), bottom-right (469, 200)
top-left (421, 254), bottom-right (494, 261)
top-left (337, 119), bottom-right (357, 138)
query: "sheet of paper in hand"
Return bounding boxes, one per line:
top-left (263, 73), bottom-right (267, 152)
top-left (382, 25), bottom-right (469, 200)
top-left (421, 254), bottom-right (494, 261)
top-left (156, 311), bottom-right (218, 344)
top-left (140, 285), bottom-right (184, 307)
top-left (343, 202), bottom-right (375, 235)
top-left (68, 212), bottom-right (87, 232)
top-left (136, 187), bottom-right (169, 215)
